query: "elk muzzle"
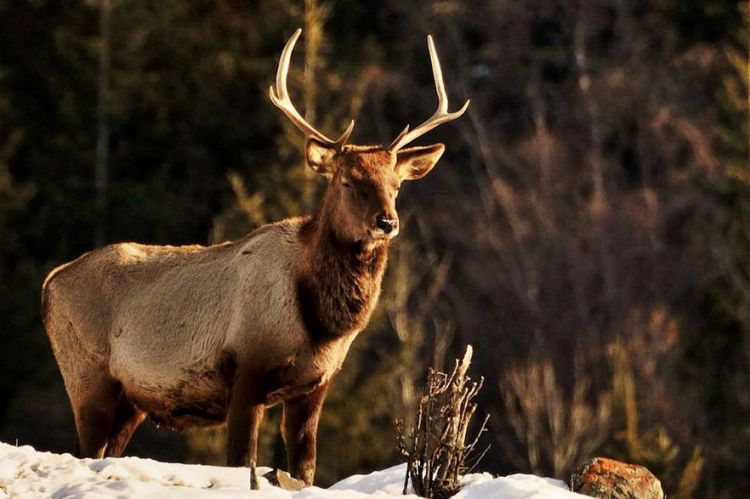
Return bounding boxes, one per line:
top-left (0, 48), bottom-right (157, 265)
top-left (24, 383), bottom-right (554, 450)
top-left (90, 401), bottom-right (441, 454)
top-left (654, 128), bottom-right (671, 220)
top-left (372, 213), bottom-right (399, 238)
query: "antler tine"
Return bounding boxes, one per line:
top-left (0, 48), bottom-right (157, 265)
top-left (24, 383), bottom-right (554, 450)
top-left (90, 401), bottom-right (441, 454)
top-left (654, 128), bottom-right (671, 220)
top-left (388, 35), bottom-right (470, 152)
top-left (269, 28), bottom-right (354, 147)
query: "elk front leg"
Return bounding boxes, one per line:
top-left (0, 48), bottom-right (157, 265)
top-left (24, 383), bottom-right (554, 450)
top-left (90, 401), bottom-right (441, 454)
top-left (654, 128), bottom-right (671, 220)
top-left (281, 382), bottom-right (330, 486)
top-left (227, 374), bottom-right (265, 490)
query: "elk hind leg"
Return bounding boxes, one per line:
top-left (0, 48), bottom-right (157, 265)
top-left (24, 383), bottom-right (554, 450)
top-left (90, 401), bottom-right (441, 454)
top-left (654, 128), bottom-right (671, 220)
top-left (47, 317), bottom-right (120, 459)
top-left (72, 374), bottom-right (121, 459)
top-left (105, 394), bottom-right (146, 457)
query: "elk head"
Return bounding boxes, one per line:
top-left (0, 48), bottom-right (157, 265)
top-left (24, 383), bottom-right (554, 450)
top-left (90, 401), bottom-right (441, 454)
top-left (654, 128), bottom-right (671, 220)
top-left (269, 29), bottom-right (469, 247)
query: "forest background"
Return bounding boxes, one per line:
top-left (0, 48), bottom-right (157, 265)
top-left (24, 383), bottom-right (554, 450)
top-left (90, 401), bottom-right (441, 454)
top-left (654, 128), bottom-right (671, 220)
top-left (0, 1), bottom-right (747, 497)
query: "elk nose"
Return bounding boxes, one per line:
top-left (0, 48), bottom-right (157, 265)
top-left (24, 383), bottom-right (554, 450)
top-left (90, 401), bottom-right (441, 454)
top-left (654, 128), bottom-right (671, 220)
top-left (375, 214), bottom-right (398, 234)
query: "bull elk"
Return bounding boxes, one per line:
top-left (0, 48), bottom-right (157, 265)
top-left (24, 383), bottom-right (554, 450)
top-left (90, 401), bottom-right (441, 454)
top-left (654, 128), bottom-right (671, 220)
top-left (42, 28), bottom-right (468, 488)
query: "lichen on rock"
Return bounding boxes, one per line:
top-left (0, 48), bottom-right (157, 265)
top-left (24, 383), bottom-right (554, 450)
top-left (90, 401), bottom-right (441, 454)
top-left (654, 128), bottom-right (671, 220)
top-left (570, 457), bottom-right (664, 499)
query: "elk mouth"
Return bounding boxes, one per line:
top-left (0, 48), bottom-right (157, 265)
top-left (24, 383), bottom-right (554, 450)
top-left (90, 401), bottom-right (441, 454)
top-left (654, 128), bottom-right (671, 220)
top-left (367, 228), bottom-right (398, 241)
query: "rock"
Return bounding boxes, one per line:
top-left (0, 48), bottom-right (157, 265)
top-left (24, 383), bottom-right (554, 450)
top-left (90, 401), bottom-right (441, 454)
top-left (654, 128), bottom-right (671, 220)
top-left (570, 457), bottom-right (664, 499)
top-left (262, 468), bottom-right (306, 491)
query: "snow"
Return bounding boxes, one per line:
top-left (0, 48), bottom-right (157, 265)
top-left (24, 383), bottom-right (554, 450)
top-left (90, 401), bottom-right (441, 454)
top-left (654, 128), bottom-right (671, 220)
top-left (0, 441), bottom-right (587, 498)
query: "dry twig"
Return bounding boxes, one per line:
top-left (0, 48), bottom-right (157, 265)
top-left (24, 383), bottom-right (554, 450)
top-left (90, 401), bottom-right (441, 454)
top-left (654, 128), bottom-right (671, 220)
top-left (397, 346), bottom-right (489, 498)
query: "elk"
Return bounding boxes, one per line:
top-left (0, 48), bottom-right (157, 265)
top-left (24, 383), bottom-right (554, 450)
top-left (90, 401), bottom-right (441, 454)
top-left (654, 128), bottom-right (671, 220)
top-left (42, 28), bottom-right (468, 489)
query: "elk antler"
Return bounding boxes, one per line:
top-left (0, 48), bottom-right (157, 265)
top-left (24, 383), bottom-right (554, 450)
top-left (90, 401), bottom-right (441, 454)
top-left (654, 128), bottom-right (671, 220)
top-left (269, 28), bottom-right (355, 148)
top-left (388, 35), bottom-right (470, 152)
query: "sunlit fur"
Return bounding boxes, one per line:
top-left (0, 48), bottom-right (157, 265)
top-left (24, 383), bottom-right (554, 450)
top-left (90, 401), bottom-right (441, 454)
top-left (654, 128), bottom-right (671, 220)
top-left (42, 140), bottom-right (444, 486)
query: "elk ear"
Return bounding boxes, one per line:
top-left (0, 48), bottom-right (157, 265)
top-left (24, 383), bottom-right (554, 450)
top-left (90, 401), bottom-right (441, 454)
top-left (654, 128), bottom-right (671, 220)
top-left (395, 144), bottom-right (445, 181)
top-left (306, 138), bottom-right (338, 176)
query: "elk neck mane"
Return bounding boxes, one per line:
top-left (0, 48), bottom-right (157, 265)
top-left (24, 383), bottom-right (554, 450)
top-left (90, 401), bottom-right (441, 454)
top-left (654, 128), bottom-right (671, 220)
top-left (296, 190), bottom-right (389, 344)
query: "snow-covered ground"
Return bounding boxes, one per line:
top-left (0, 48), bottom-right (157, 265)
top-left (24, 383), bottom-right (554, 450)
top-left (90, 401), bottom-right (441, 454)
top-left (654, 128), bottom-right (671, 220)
top-left (0, 441), bottom-right (586, 498)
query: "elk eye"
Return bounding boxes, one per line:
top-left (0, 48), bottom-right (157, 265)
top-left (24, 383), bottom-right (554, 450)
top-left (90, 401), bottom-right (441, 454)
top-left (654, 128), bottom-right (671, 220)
top-left (342, 180), bottom-right (353, 189)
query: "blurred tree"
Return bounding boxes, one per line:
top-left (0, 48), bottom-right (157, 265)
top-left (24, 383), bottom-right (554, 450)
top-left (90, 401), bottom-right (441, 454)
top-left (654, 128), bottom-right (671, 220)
top-left (0, 1), bottom-right (99, 426)
top-left (677, 2), bottom-right (750, 495)
top-left (386, 1), bottom-right (747, 496)
top-left (94, 0), bottom-right (111, 247)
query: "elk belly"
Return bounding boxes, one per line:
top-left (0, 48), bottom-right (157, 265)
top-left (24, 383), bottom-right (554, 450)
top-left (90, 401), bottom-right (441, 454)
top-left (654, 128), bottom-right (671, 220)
top-left (109, 330), bottom-right (233, 431)
top-left (117, 363), bottom-right (231, 430)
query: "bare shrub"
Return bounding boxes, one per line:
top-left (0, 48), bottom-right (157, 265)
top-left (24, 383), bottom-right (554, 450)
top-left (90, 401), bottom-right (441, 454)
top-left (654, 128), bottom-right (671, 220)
top-left (498, 358), bottom-right (611, 478)
top-left (397, 346), bottom-right (489, 499)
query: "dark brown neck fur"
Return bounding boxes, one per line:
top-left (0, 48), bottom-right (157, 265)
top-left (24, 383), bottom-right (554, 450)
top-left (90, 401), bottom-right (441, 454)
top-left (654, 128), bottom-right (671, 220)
top-left (296, 211), bottom-right (388, 344)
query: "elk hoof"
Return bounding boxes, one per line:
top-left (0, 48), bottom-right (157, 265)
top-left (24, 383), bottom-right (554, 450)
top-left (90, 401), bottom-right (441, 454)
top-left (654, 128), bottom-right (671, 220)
top-left (250, 461), bottom-right (260, 490)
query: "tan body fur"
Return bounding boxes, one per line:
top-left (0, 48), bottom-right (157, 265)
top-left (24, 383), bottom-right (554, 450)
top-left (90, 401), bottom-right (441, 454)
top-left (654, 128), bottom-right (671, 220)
top-left (44, 218), bottom-right (361, 430)
top-left (41, 146), bottom-right (408, 486)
